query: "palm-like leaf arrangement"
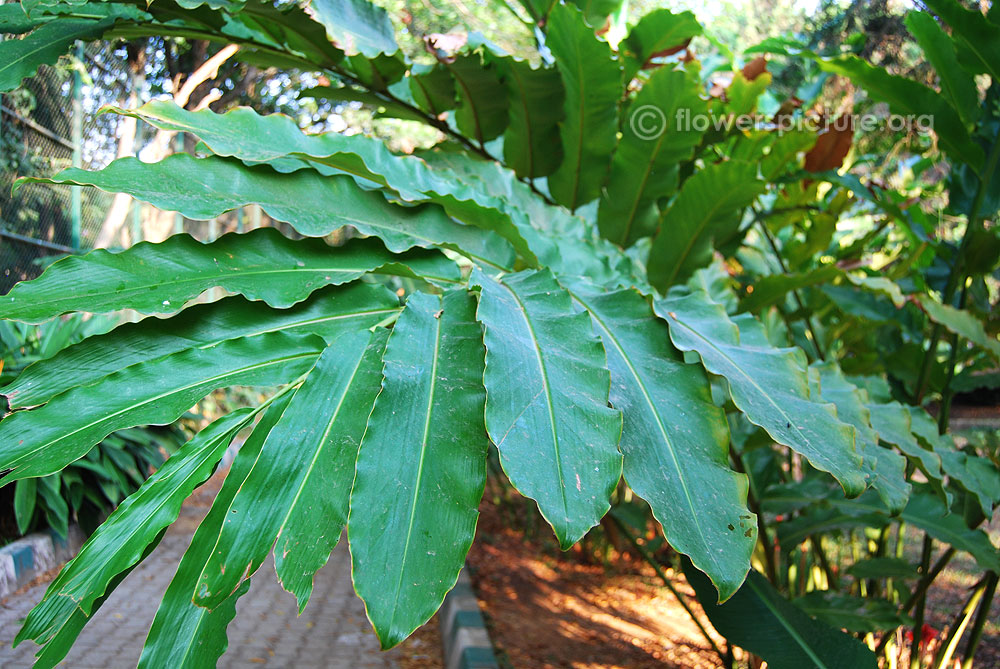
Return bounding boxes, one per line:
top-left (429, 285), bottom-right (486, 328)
top-left (1, 0), bottom-right (998, 667)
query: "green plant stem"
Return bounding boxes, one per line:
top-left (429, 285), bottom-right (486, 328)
top-left (960, 571), bottom-right (998, 669)
top-left (914, 130), bottom-right (1000, 403)
top-left (755, 219), bottom-right (826, 361)
top-left (876, 543), bottom-right (958, 660)
top-left (903, 547), bottom-right (957, 616)
top-left (931, 576), bottom-right (989, 669)
top-left (810, 535), bottom-right (838, 590)
top-left (910, 535), bottom-right (935, 669)
top-left (608, 515), bottom-right (729, 666)
top-left (937, 283), bottom-right (970, 433)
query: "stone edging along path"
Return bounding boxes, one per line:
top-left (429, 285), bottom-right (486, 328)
top-left (439, 568), bottom-right (500, 669)
top-left (0, 525), bottom-right (85, 598)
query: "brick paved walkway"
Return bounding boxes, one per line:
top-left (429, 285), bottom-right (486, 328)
top-left (0, 504), bottom-right (427, 668)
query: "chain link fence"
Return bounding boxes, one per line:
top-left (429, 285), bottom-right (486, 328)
top-left (1, 30), bottom-right (275, 294)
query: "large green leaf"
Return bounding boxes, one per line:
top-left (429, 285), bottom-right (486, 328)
top-left (0, 229), bottom-right (455, 323)
top-left (546, 2), bottom-right (622, 210)
top-left (194, 330), bottom-right (386, 610)
top-left (0, 4), bottom-right (40, 33)
top-left (472, 269), bottom-right (622, 548)
top-left (905, 11), bottom-right (980, 126)
top-left (685, 563), bottom-right (878, 669)
top-left (810, 362), bottom-right (910, 513)
top-left (900, 488), bottom-right (1000, 572)
top-left (864, 401), bottom-right (944, 483)
top-left (0, 18), bottom-right (110, 92)
top-left (138, 396), bottom-right (293, 669)
top-left (446, 51), bottom-right (509, 145)
top-left (655, 291), bottom-right (866, 497)
top-left (273, 329), bottom-right (388, 610)
top-left (648, 161), bottom-right (765, 290)
top-left (14, 153), bottom-right (515, 267)
top-left (918, 295), bottom-right (1000, 360)
top-left (816, 55), bottom-right (983, 171)
top-left (498, 58), bottom-right (564, 179)
top-left (922, 0), bottom-right (1000, 82)
top-left (308, 0), bottom-right (397, 57)
top-left (792, 592), bottom-right (911, 634)
top-left (0, 332), bottom-right (323, 483)
top-left (568, 283), bottom-right (753, 601)
top-left (598, 67), bottom-right (706, 246)
top-left (1, 282), bottom-right (399, 408)
top-left (15, 409), bottom-right (255, 653)
top-left (103, 102), bottom-right (530, 266)
top-left (408, 63), bottom-right (456, 115)
top-left (908, 409), bottom-right (1000, 517)
top-left (621, 8), bottom-right (702, 80)
top-left (349, 291), bottom-right (487, 648)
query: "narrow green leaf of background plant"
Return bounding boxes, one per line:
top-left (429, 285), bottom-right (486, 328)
top-left (904, 11), bottom-right (980, 126)
top-left (621, 8), bottom-right (702, 80)
top-left (899, 487), bottom-right (1000, 572)
top-left (498, 58), bottom-right (564, 179)
top-left (473, 269), bottom-right (623, 548)
top-left (864, 401), bottom-right (944, 484)
top-left (922, 0), bottom-right (1000, 82)
top-left (684, 561), bottom-right (878, 669)
top-left (598, 67), bottom-right (706, 246)
top-left (569, 283), bottom-right (754, 601)
top-left (792, 591), bottom-right (911, 634)
top-left (0, 332), bottom-right (323, 483)
top-left (446, 51), bottom-right (509, 145)
top-left (809, 363), bottom-right (910, 513)
top-left (0, 19), bottom-right (111, 92)
top-left (656, 291), bottom-right (866, 497)
top-left (648, 161), bottom-right (765, 290)
top-left (409, 63), bottom-right (456, 115)
top-left (194, 330), bottom-right (387, 610)
top-left (816, 55), bottom-right (983, 172)
top-left (15, 409), bottom-right (255, 653)
top-left (0, 229), bottom-right (455, 323)
top-left (918, 295), bottom-right (1000, 360)
top-left (908, 409), bottom-right (1000, 518)
top-left (349, 291), bottom-right (487, 648)
top-left (1, 282), bottom-right (399, 408)
top-left (546, 2), bottom-right (622, 210)
top-left (308, 0), bottom-right (397, 57)
top-left (13, 478), bottom-right (37, 535)
top-left (138, 396), bottom-right (293, 669)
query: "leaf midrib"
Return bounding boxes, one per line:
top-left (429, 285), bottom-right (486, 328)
top-left (6, 349), bottom-right (318, 472)
top-left (666, 310), bottom-right (853, 475)
top-left (746, 576), bottom-right (829, 669)
top-left (501, 280), bottom-right (570, 529)
top-left (388, 304), bottom-right (442, 635)
top-left (571, 292), bottom-right (717, 569)
top-left (8, 263), bottom-right (424, 318)
top-left (275, 342), bottom-right (370, 561)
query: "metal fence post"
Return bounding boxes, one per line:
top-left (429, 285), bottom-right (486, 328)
top-left (70, 41), bottom-right (84, 250)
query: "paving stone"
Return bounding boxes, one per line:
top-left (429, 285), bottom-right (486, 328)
top-left (0, 507), bottom-right (406, 668)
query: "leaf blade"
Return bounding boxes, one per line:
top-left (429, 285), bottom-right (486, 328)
top-left (473, 269), bottom-right (623, 548)
top-left (349, 291), bottom-right (488, 648)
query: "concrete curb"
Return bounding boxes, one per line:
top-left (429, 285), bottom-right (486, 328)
top-left (440, 568), bottom-right (499, 669)
top-left (0, 525), bottom-right (85, 599)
